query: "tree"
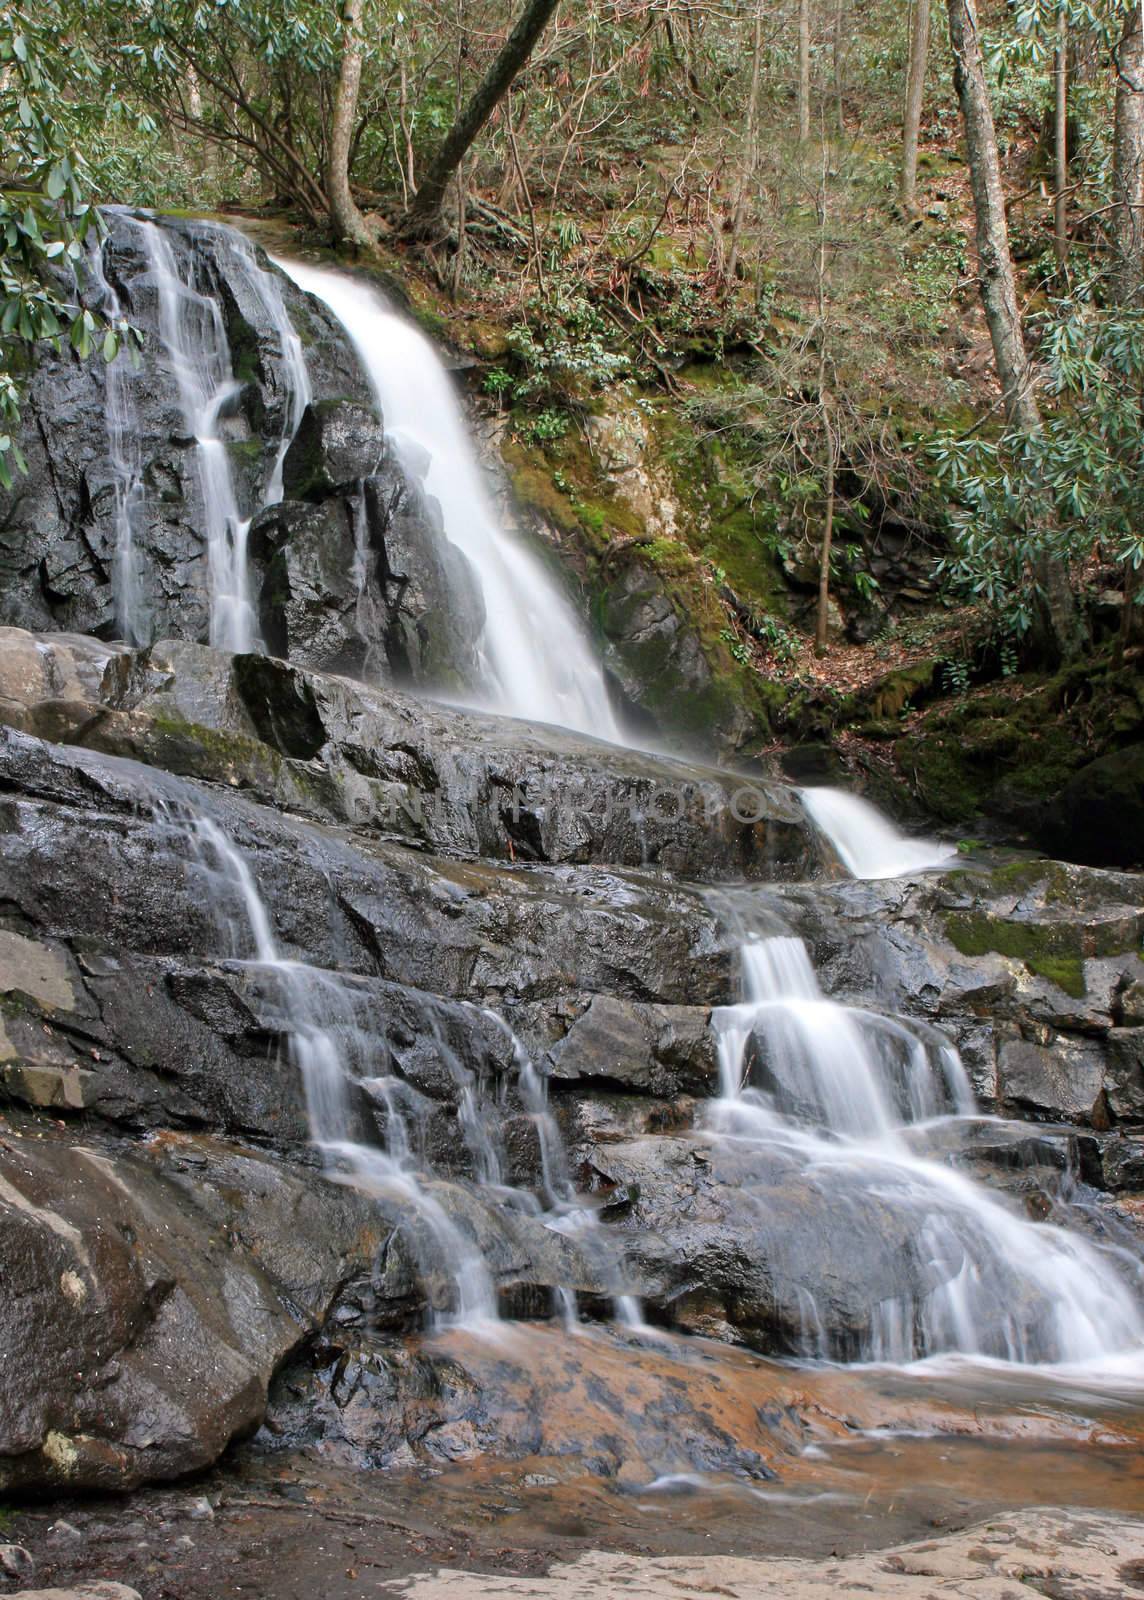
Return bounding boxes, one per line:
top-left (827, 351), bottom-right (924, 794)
top-left (327, 0), bottom-right (373, 247)
top-left (945, 0), bottom-right (1081, 655)
top-left (946, 0), bottom-right (1040, 432)
top-left (726, 1), bottom-right (765, 281)
top-left (1112, 0), bottom-right (1144, 301)
top-left (798, 0), bottom-right (812, 142)
top-left (398, 0), bottom-right (561, 238)
top-left (101, 0), bottom-right (343, 229)
top-left (0, 0), bottom-right (135, 488)
top-left (1053, 5), bottom-right (1069, 268)
top-left (901, 0), bottom-right (931, 209)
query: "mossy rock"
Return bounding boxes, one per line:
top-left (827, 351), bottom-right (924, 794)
top-left (893, 656), bottom-right (1144, 841)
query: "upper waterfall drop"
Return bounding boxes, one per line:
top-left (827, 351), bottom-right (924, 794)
top-left (132, 215), bottom-right (310, 655)
top-left (799, 786), bottom-right (956, 879)
top-left (273, 257), bottom-right (622, 742)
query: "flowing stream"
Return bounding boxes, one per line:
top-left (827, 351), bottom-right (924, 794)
top-left (273, 256), bottom-right (622, 740)
top-left (709, 929), bottom-right (1144, 1366)
top-left (799, 786), bottom-right (956, 878)
top-left (163, 800), bottom-right (642, 1333)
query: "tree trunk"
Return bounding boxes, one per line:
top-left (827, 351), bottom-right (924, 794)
top-left (327, 0), bottom-right (372, 247)
top-left (1053, 8), bottom-right (1068, 269)
top-left (1112, 3), bottom-right (1144, 303)
top-left (814, 136), bottom-right (835, 657)
top-left (815, 427), bottom-right (836, 655)
top-left (900, 0), bottom-right (930, 208)
top-left (798, 0), bottom-right (811, 142)
top-left (832, 0), bottom-right (846, 134)
top-left (727, 1), bottom-right (765, 280)
top-left (946, 0), bottom-right (1081, 657)
top-left (946, 0), bottom-right (1039, 432)
top-left (399, 0), bottom-right (561, 237)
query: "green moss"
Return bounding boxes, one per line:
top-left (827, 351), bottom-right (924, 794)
top-left (847, 659), bottom-right (940, 722)
top-left (147, 712), bottom-right (285, 785)
top-left (896, 654), bottom-right (1144, 824)
top-left (943, 905), bottom-right (1140, 997)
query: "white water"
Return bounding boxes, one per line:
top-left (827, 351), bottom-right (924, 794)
top-left (709, 931), bottom-right (1144, 1366)
top-left (176, 809), bottom-right (642, 1334)
top-left (88, 242), bottom-right (148, 645)
top-left (273, 257), bottom-right (622, 741)
top-left (799, 786), bottom-right (955, 879)
top-left (190, 815), bottom-right (498, 1329)
top-left (136, 218), bottom-right (309, 654)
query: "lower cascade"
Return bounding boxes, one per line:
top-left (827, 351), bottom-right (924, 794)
top-left (710, 933), bottom-right (1144, 1365)
top-left (179, 800), bottom-right (643, 1334)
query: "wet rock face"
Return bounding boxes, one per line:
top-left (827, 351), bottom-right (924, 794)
top-left (0, 629), bottom-right (822, 882)
top-left (599, 557), bottom-right (756, 750)
top-left (255, 408), bottom-right (485, 687)
top-left (0, 213), bottom-right (484, 702)
top-left (0, 1124), bottom-right (387, 1493)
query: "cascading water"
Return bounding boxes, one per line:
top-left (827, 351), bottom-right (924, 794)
top-left (799, 787), bottom-right (955, 879)
top-left (135, 218), bottom-right (309, 653)
top-left (273, 257), bottom-right (622, 741)
top-left (159, 804), bottom-right (640, 1334)
top-left (188, 814), bottom-right (498, 1327)
top-left (87, 241), bottom-right (148, 646)
top-left (709, 930), bottom-right (1144, 1366)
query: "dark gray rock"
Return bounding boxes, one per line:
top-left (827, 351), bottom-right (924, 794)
top-left (0, 629), bottom-right (823, 882)
top-left (0, 1126), bottom-right (385, 1492)
top-left (547, 996), bottom-right (716, 1096)
top-left (282, 400), bottom-right (387, 499)
top-left (1039, 743), bottom-right (1144, 869)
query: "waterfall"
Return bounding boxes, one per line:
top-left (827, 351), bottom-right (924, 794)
top-left (799, 787), bottom-right (955, 879)
top-left (273, 257), bottom-right (622, 742)
top-left (161, 806), bottom-right (639, 1333)
top-left (87, 238), bottom-right (149, 646)
top-left (188, 814), bottom-right (499, 1328)
top-left (135, 217), bottom-right (309, 654)
top-left (709, 930), bottom-right (1144, 1366)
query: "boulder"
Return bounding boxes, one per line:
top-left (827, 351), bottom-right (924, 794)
top-left (0, 1128), bottom-right (385, 1491)
top-left (1039, 743), bottom-right (1144, 868)
top-left (547, 996), bottom-right (716, 1096)
top-left (281, 399), bottom-right (387, 499)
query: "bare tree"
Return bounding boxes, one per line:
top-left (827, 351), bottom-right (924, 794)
top-left (1112, 0), bottom-right (1144, 301)
top-left (946, 0), bottom-right (1039, 432)
top-left (946, 0), bottom-right (1081, 654)
top-left (798, 0), bottom-right (811, 142)
top-left (832, 0), bottom-right (846, 134)
top-left (1053, 6), bottom-right (1068, 269)
top-left (328, 0), bottom-right (372, 247)
top-left (398, 0), bottom-right (561, 238)
top-left (900, 0), bottom-right (930, 209)
top-left (813, 138), bottom-right (837, 654)
top-left (727, 1), bottom-right (765, 280)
